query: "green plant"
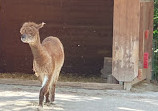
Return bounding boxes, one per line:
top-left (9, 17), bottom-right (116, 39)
top-left (153, 0), bottom-right (158, 81)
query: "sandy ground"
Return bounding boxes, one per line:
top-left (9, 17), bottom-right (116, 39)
top-left (0, 80), bottom-right (158, 111)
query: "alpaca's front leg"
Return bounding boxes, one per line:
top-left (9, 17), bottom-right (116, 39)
top-left (39, 75), bottom-right (49, 107)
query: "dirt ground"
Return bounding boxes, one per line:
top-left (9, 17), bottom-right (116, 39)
top-left (0, 79), bottom-right (158, 111)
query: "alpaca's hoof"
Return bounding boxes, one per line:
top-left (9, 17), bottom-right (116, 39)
top-left (37, 106), bottom-right (43, 111)
top-left (50, 102), bottom-right (56, 105)
top-left (44, 102), bottom-right (51, 106)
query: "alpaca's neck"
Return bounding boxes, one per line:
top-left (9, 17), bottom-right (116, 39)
top-left (29, 35), bottom-right (46, 61)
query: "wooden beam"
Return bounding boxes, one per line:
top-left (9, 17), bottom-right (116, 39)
top-left (113, 0), bottom-right (140, 82)
top-left (140, 0), bottom-right (154, 2)
top-left (0, 78), bottom-right (123, 90)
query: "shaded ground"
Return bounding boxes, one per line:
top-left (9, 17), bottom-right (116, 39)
top-left (0, 73), bottom-right (105, 83)
top-left (0, 80), bottom-right (158, 111)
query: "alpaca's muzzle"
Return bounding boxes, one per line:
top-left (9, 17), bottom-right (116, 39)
top-left (21, 34), bottom-right (26, 39)
top-left (21, 34), bottom-right (27, 43)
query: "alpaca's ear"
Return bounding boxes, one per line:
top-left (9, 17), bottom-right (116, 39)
top-left (36, 22), bottom-right (46, 29)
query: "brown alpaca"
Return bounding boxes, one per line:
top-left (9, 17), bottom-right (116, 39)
top-left (20, 22), bottom-right (64, 108)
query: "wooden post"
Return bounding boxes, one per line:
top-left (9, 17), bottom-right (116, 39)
top-left (113, 0), bottom-right (140, 84)
top-left (140, 1), bottom-right (154, 83)
top-left (124, 82), bottom-right (132, 91)
top-left (113, 0), bottom-right (154, 90)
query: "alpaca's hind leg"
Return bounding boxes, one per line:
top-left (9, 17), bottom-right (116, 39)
top-left (50, 70), bottom-right (61, 103)
top-left (50, 84), bottom-right (56, 103)
top-left (45, 91), bottom-right (50, 103)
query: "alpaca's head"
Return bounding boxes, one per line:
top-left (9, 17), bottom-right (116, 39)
top-left (20, 22), bottom-right (45, 44)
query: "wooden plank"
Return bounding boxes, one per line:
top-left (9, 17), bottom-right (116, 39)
top-left (139, 3), bottom-right (145, 64)
top-left (132, 69), bottom-right (146, 85)
top-left (113, 0), bottom-right (140, 82)
top-left (0, 78), bottom-right (123, 90)
top-left (140, 0), bottom-right (154, 2)
top-left (126, 1), bottom-right (154, 86)
top-left (141, 2), bottom-right (154, 82)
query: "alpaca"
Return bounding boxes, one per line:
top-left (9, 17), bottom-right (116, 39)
top-left (20, 22), bottom-right (64, 108)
